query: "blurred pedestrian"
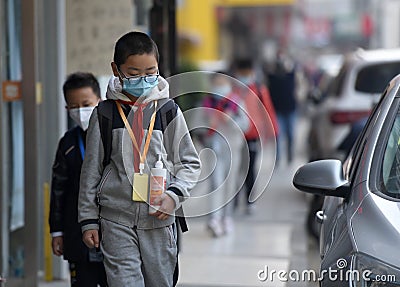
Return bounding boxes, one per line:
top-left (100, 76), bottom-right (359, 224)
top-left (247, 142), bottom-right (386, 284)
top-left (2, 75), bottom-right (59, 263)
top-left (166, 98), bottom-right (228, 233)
top-left (49, 72), bottom-right (108, 287)
top-left (202, 72), bottom-right (249, 237)
top-left (267, 51), bottom-right (298, 165)
top-left (233, 59), bottom-right (278, 214)
top-left (78, 31), bottom-right (201, 287)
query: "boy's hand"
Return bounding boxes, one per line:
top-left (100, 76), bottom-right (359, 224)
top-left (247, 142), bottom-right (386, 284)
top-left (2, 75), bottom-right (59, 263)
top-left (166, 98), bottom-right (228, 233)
top-left (51, 236), bottom-right (64, 256)
top-left (151, 193), bottom-right (176, 220)
top-left (82, 229), bottom-right (99, 248)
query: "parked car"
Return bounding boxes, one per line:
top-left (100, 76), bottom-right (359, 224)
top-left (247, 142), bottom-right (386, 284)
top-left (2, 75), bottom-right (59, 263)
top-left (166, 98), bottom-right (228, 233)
top-left (294, 75), bottom-right (400, 286)
top-left (308, 48), bottom-right (400, 161)
top-left (306, 116), bottom-right (368, 241)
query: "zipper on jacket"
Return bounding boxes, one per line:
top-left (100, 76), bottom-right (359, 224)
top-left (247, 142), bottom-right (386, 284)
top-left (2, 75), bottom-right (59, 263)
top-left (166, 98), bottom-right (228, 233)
top-left (97, 167), bottom-right (112, 205)
top-left (133, 202), bottom-right (141, 228)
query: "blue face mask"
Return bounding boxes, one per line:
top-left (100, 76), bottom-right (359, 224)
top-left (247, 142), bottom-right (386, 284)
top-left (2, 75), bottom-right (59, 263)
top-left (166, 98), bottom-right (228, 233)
top-left (122, 77), bottom-right (159, 98)
top-left (118, 68), bottom-right (160, 98)
top-left (211, 84), bottom-right (232, 97)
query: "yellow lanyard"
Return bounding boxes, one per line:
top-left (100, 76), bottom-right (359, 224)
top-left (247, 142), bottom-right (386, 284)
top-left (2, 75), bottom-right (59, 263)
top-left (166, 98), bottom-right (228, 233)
top-left (116, 100), bottom-right (158, 173)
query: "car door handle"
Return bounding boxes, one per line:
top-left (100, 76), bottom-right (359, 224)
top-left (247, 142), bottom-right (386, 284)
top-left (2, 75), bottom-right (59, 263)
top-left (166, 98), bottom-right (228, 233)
top-left (316, 210), bottom-right (326, 223)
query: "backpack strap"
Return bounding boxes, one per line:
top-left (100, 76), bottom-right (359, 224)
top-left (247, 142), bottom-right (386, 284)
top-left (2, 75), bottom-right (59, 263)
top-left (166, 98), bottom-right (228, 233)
top-left (158, 99), bottom-right (189, 233)
top-left (176, 207), bottom-right (188, 233)
top-left (97, 100), bottom-right (114, 168)
top-left (159, 98), bottom-right (178, 132)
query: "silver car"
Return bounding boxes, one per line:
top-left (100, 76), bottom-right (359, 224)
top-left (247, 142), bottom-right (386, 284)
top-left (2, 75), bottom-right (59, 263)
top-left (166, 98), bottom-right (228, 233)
top-left (294, 75), bottom-right (400, 286)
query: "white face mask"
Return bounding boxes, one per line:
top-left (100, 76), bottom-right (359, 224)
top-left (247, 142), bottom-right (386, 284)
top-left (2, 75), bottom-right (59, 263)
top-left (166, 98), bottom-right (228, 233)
top-left (69, 106), bottom-right (96, 131)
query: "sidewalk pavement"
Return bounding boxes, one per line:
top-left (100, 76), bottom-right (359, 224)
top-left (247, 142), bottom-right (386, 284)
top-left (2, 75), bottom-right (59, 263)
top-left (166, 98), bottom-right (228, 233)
top-left (177, 160), bottom-right (318, 286)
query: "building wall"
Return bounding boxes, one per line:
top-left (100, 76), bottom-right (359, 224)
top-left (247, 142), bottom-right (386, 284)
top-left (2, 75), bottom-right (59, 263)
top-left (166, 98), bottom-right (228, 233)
top-left (176, 0), bottom-right (295, 66)
top-left (380, 0), bottom-right (400, 48)
top-left (66, 0), bottom-right (134, 76)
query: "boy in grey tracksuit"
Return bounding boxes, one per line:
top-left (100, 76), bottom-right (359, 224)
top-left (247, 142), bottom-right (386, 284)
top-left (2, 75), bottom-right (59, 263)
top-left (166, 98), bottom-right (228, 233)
top-left (78, 31), bottom-right (201, 287)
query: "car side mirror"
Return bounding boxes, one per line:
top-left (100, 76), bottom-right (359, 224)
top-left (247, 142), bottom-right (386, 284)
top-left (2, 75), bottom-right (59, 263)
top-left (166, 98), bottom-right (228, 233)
top-left (293, 160), bottom-right (350, 197)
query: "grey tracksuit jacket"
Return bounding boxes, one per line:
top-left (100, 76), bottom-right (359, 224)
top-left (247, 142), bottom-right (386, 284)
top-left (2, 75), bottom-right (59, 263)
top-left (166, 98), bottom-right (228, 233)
top-left (78, 76), bottom-right (201, 232)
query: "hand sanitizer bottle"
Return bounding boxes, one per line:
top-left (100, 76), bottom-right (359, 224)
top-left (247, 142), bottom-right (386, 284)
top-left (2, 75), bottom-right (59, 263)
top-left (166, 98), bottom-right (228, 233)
top-left (149, 154), bottom-right (167, 214)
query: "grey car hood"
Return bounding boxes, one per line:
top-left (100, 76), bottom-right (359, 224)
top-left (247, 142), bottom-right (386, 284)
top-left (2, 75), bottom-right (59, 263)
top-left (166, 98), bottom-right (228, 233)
top-left (351, 191), bottom-right (400, 267)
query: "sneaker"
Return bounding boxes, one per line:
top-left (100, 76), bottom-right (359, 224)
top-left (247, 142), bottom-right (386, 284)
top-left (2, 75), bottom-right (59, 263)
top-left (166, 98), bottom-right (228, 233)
top-left (207, 218), bottom-right (224, 238)
top-left (222, 216), bottom-right (234, 234)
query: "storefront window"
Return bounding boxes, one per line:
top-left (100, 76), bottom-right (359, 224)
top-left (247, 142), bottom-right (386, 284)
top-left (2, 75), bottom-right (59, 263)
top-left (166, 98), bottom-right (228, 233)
top-left (4, 0), bottom-right (25, 279)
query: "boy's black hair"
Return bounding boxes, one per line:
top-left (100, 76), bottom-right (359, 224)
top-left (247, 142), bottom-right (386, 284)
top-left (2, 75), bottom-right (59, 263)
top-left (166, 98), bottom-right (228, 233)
top-left (234, 58), bottom-right (254, 70)
top-left (63, 72), bottom-right (101, 101)
top-left (113, 31), bottom-right (159, 68)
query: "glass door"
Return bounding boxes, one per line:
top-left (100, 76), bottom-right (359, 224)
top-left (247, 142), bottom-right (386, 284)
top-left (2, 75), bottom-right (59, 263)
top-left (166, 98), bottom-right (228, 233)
top-left (2, 0), bottom-right (26, 284)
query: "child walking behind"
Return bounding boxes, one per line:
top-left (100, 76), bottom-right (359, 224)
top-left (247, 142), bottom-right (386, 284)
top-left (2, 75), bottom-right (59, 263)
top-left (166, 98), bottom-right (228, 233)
top-left (49, 72), bottom-right (107, 287)
top-left (78, 31), bottom-right (201, 287)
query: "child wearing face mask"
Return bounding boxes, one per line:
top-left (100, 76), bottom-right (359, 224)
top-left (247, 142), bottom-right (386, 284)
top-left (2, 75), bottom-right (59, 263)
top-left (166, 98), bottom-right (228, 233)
top-left (202, 72), bottom-right (249, 237)
top-left (78, 31), bottom-right (201, 287)
top-left (233, 59), bottom-right (278, 215)
top-left (49, 72), bottom-right (107, 287)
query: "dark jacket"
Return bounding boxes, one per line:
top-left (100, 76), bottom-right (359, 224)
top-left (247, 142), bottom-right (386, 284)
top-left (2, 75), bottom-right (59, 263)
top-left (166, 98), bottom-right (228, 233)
top-left (268, 70), bottom-right (297, 114)
top-left (49, 126), bottom-right (89, 262)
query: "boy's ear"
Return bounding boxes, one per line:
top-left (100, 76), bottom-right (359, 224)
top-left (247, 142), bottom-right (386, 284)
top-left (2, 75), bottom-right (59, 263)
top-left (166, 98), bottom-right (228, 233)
top-left (111, 62), bottom-right (119, 77)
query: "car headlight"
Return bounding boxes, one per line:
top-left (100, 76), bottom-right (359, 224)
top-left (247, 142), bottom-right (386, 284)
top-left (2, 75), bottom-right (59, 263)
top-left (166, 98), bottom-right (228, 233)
top-left (352, 253), bottom-right (400, 287)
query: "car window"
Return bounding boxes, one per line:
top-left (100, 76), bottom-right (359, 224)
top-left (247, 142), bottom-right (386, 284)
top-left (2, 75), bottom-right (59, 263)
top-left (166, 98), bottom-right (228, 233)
top-left (346, 88), bottom-right (387, 181)
top-left (355, 62), bottom-right (400, 94)
top-left (380, 111), bottom-right (400, 198)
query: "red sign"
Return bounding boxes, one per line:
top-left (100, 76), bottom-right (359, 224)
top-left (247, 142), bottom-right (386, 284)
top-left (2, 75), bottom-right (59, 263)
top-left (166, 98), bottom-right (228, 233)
top-left (2, 81), bottom-right (22, 102)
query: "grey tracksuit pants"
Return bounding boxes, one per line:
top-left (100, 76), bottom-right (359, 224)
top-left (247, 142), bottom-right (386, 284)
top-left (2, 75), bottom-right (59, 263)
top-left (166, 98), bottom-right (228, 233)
top-left (100, 218), bottom-right (178, 287)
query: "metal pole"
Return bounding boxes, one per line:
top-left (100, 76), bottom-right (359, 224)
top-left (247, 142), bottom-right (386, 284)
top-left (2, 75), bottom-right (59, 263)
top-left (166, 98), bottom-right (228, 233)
top-left (162, 0), bottom-right (170, 76)
top-left (21, 0), bottom-right (40, 285)
top-left (150, 0), bottom-right (165, 75)
top-left (168, 0), bottom-right (177, 76)
top-left (38, 0), bottom-right (67, 278)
